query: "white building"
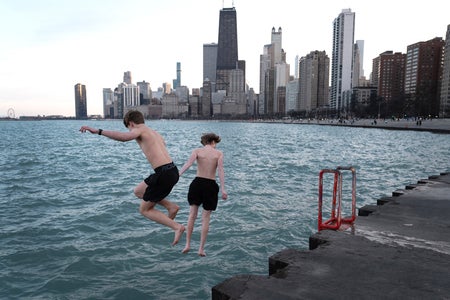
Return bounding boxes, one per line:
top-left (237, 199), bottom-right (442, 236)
top-left (123, 84), bottom-right (140, 107)
top-left (286, 79), bottom-right (299, 113)
top-left (102, 88), bottom-right (114, 118)
top-left (330, 8), bottom-right (355, 114)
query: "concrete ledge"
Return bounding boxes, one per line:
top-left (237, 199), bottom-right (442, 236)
top-left (358, 204), bottom-right (378, 216)
top-left (376, 196), bottom-right (395, 205)
top-left (212, 173), bottom-right (450, 299)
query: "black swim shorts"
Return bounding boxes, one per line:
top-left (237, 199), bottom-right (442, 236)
top-left (187, 177), bottom-right (219, 211)
top-left (143, 162), bottom-right (179, 202)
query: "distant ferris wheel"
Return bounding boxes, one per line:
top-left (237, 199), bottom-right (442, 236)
top-left (7, 108), bottom-right (15, 119)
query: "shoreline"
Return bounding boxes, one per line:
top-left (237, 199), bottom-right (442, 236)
top-left (258, 118), bottom-right (450, 134)
top-left (2, 116), bottom-right (450, 134)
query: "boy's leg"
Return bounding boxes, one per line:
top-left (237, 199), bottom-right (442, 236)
top-left (198, 210), bottom-right (212, 257)
top-left (159, 199), bottom-right (179, 220)
top-left (139, 200), bottom-right (185, 246)
top-left (134, 181), bottom-right (179, 220)
top-left (182, 205), bottom-right (199, 253)
top-left (133, 181), bottom-right (147, 199)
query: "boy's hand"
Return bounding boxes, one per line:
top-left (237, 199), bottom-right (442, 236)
top-left (79, 126), bottom-right (98, 134)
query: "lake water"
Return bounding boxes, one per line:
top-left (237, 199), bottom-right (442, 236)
top-left (1, 120), bottom-right (449, 299)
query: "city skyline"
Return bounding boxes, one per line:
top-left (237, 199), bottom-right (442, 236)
top-left (0, 0), bottom-right (448, 117)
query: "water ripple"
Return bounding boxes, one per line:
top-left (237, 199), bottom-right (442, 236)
top-left (0, 120), bottom-right (448, 299)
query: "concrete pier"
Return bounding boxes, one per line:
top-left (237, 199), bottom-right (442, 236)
top-left (308, 118), bottom-right (450, 134)
top-left (212, 172), bottom-right (450, 299)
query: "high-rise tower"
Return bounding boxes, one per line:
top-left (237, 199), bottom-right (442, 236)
top-left (123, 71), bottom-right (132, 84)
top-left (217, 7), bottom-right (238, 70)
top-left (74, 83), bottom-right (87, 119)
top-left (214, 6), bottom-right (246, 115)
top-left (330, 8), bottom-right (355, 115)
top-left (259, 27), bottom-right (289, 115)
top-left (298, 51), bottom-right (330, 112)
top-left (405, 37), bottom-right (444, 117)
top-left (440, 24), bottom-right (450, 118)
top-left (173, 62), bottom-right (181, 89)
top-left (203, 43), bottom-right (218, 91)
top-left (356, 40), bottom-right (365, 78)
top-left (216, 7), bottom-right (239, 91)
top-left (375, 51), bottom-right (406, 106)
top-left (103, 88), bottom-right (114, 118)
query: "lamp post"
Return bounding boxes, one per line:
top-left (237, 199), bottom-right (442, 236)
top-left (378, 99), bottom-right (381, 119)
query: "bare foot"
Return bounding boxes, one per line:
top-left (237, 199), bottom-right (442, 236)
top-left (182, 246), bottom-right (190, 254)
top-left (172, 225), bottom-right (185, 246)
top-left (198, 250), bottom-right (206, 257)
top-left (168, 204), bottom-right (179, 220)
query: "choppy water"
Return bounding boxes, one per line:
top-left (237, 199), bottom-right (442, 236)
top-left (1, 120), bottom-right (449, 299)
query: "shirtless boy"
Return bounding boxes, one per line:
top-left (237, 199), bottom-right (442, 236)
top-left (79, 110), bottom-right (185, 246)
top-left (178, 133), bottom-right (227, 256)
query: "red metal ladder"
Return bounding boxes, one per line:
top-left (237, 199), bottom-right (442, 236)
top-left (318, 166), bottom-right (356, 231)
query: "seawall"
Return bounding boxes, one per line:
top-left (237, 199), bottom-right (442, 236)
top-left (212, 172), bottom-right (450, 299)
top-left (312, 118), bottom-right (450, 134)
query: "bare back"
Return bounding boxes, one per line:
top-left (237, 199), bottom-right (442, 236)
top-left (179, 140), bottom-right (227, 200)
top-left (134, 125), bottom-right (172, 169)
top-left (195, 146), bottom-right (222, 180)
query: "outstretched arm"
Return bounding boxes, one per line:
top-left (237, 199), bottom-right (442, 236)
top-left (79, 126), bottom-right (139, 142)
top-left (217, 152), bottom-right (227, 200)
top-left (178, 149), bottom-right (198, 176)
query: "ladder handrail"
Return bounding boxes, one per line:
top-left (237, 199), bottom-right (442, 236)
top-left (318, 166), bottom-right (356, 231)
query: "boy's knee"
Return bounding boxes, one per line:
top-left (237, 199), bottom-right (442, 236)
top-left (134, 187), bottom-right (144, 199)
top-left (138, 206), bottom-right (146, 215)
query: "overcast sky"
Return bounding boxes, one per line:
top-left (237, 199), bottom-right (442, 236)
top-left (0, 0), bottom-right (448, 117)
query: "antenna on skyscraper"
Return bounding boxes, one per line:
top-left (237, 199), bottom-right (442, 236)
top-left (222, 0), bottom-right (234, 8)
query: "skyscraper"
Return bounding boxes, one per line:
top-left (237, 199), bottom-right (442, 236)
top-left (103, 88), bottom-right (114, 118)
top-left (203, 43), bottom-right (218, 90)
top-left (440, 25), bottom-right (450, 118)
top-left (405, 37), bottom-right (444, 117)
top-left (123, 71), bottom-right (132, 84)
top-left (375, 51), bottom-right (406, 105)
top-left (201, 79), bottom-right (212, 117)
top-left (356, 40), bottom-right (365, 78)
top-left (353, 40), bottom-right (365, 87)
top-left (298, 51), bottom-right (330, 112)
top-left (214, 6), bottom-right (246, 115)
top-left (137, 81), bottom-right (152, 105)
top-left (74, 83), bottom-right (87, 119)
top-left (216, 7), bottom-right (239, 91)
top-left (173, 62), bottom-right (181, 89)
top-left (123, 84), bottom-right (140, 107)
top-left (331, 8), bottom-right (355, 115)
top-left (216, 7), bottom-right (238, 70)
top-left (259, 27), bottom-right (290, 115)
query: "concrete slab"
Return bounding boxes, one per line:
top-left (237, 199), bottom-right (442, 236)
top-left (212, 173), bottom-right (450, 299)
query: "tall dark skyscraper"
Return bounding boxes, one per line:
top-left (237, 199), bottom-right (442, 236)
top-left (217, 7), bottom-right (238, 69)
top-left (74, 83), bottom-right (87, 119)
top-left (216, 7), bottom-right (239, 91)
top-left (173, 62), bottom-right (181, 89)
top-left (203, 43), bottom-right (217, 86)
